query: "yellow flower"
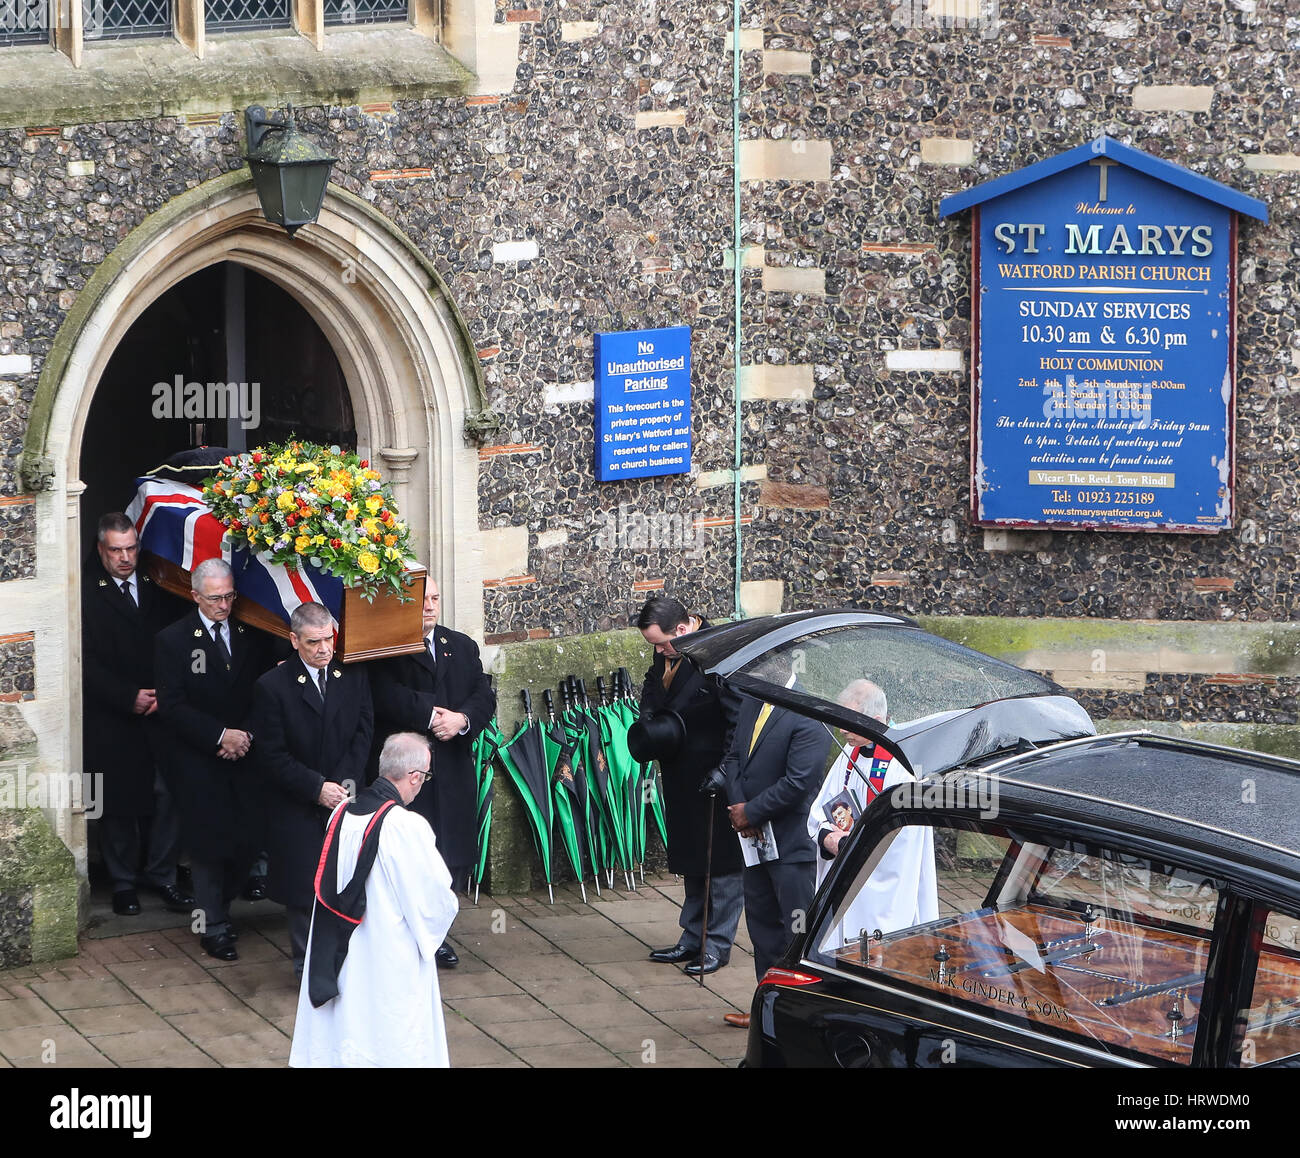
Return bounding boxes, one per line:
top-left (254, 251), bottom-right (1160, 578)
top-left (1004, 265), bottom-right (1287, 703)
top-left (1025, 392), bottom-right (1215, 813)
top-left (312, 534), bottom-right (326, 546)
top-left (294, 535), bottom-right (311, 554)
top-left (345, 505), bottom-right (359, 521)
top-left (361, 517), bottom-right (379, 537)
top-left (245, 480), bottom-right (259, 493)
top-left (276, 491), bottom-right (297, 511)
top-left (364, 469), bottom-right (381, 481)
top-left (295, 462), bottom-right (319, 475)
top-left (365, 495), bottom-right (384, 514)
top-left (384, 546), bottom-right (403, 561)
top-left (357, 551), bottom-right (380, 574)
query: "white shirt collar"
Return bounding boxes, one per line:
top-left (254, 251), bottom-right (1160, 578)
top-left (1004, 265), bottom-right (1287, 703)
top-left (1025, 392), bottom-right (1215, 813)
top-left (197, 608), bottom-right (224, 635)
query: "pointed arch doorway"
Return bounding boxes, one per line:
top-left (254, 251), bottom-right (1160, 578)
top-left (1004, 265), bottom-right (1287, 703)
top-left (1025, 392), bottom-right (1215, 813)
top-left (24, 172), bottom-right (486, 887)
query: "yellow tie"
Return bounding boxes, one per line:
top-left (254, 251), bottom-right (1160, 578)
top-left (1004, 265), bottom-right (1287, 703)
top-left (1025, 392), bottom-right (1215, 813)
top-left (749, 702), bottom-right (773, 756)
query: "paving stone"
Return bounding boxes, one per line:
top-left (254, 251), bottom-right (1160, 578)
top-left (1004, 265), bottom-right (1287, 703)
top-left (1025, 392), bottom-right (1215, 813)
top-left (446, 993), bottom-right (552, 1024)
top-left (691, 1030), bottom-right (751, 1062)
top-left (91, 1026), bottom-right (196, 1064)
top-left (0, 996), bottom-right (63, 1031)
top-left (545, 1000), bottom-right (643, 1030)
top-left (201, 1030), bottom-right (292, 1066)
top-left (106, 959), bottom-right (213, 989)
top-left (240, 988), bottom-right (301, 1021)
top-left (437, 971), bottom-right (524, 999)
top-left (511, 975), bottom-right (622, 1004)
top-left (28, 979), bottom-right (136, 1011)
top-left (551, 937), bottom-right (653, 965)
top-left (447, 1037), bottom-right (523, 1067)
top-left (578, 1019), bottom-right (691, 1054)
top-left (0, 1024), bottom-right (95, 1062)
top-left (11, 1048), bottom-right (117, 1068)
top-left (623, 982), bottom-right (738, 1013)
top-left (617, 1045), bottom-right (727, 1068)
top-left (480, 1015), bottom-right (591, 1049)
top-left (166, 1006), bottom-right (278, 1042)
top-left (513, 1041), bottom-right (625, 1068)
top-left (62, 1004), bottom-right (169, 1037)
top-left (137, 983), bottom-right (238, 1016)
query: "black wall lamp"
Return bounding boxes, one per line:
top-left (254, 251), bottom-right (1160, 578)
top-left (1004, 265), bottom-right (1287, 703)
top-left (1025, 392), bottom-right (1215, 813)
top-left (243, 104), bottom-right (337, 237)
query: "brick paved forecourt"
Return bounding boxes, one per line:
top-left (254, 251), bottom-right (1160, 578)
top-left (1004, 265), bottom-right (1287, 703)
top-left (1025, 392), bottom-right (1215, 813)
top-left (0, 876), bottom-right (754, 1069)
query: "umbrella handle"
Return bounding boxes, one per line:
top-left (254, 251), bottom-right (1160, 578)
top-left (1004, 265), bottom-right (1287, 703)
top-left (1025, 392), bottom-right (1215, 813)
top-left (521, 687), bottom-right (533, 723)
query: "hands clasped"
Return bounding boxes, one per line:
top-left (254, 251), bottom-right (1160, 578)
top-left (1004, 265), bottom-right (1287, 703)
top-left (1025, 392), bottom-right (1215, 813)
top-left (218, 728), bottom-right (252, 761)
top-left (430, 707), bottom-right (468, 743)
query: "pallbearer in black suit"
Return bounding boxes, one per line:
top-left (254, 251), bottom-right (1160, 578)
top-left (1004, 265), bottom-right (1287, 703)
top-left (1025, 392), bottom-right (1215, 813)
top-left (369, 579), bottom-right (495, 967)
top-left (154, 557), bottom-right (274, 961)
top-left (82, 512), bottom-right (194, 918)
top-left (720, 660), bottom-right (831, 1026)
top-left (252, 601), bottom-right (373, 978)
top-left (635, 595), bottom-right (745, 976)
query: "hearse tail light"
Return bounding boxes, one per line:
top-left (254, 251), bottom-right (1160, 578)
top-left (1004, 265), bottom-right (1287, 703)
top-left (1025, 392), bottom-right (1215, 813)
top-left (758, 967), bottom-right (822, 989)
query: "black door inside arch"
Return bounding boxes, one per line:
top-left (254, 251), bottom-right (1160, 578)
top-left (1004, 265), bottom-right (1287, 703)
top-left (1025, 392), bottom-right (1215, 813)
top-left (79, 261), bottom-right (356, 561)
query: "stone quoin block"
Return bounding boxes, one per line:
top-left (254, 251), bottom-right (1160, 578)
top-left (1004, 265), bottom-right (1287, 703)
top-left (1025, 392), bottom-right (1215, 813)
top-left (635, 110), bottom-right (687, 129)
top-left (560, 21), bottom-right (600, 39)
top-left (1243, 154), bottom-right (1300, 172)
top-left (695, 464), bottom-right (768, 490)
top-left (491, 239), bottom-right (539, 264)
top-left (0, 355), bottom-right (33, 376)
top-left (762, 50), bottom-right (811, 75)
top-left (739, 139), bottom-right (832, 182)
top-left (885, 349), bottom-right (964, 373)
top-left (1132, 85), bottom-right (1214, 113)
top-left (761, 266), bottom-right (825, 295)
top-left (724, 28), bottom-right (763, 51)
top-left (920, 138), bottom-right (974, 167)
top-left (740, 580), bottom-right (783, 617)
top-left (740, 363), bottom-right (815, 400)
top-left (478, 526), bottom-right (530, 579)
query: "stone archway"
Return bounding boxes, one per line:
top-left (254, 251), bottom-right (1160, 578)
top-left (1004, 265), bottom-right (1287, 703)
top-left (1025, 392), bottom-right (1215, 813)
top-left (21, 170), bottom-right (486, 888)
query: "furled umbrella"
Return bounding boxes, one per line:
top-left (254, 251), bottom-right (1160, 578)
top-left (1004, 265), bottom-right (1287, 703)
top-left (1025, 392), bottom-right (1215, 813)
top-left (592, 669), bottom-right (642, 890)
top-left (497, 689), bottom-right (558, 903)
top-left (469, 686), bottom-right (503, 906)
top-left (544, 689), bottom-right (589, 903)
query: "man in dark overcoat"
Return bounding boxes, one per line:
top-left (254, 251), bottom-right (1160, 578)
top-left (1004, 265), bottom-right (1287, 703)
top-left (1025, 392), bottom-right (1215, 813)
top-left (636, 595), bottom-right (744, 976)
top-left (720, 668), bottom-right (831, 1027)
top-left (369, 579), bottom-right (495, 967)
top-left (252, 601), bottom-right (373, 978)
top-left (154, 557), bottom-right (274, 961)
top-left (82, 512), bottom-right (192, 916)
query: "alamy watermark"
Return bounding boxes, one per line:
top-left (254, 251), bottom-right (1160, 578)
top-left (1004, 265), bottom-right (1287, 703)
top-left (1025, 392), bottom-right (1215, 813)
top-left (593, 503), bottom-right (705, 561)
top-left (1, 764), bottom-right (104, 819)
top-left (890, 775), bottom-right (999, 820)
top-left (151, 375), bottom-right (261, 431)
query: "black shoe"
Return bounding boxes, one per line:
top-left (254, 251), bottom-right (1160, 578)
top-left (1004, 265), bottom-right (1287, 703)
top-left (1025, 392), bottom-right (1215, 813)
top-left (684, 953), bottom-right (722, 976)
top-left (241, 876), bottom-right (267, 902)
top-left (435, 943), bottom-right (459, 968)
top-left (648, 943), bottom-right (698, 964)
top-left (112, 890), bottom-right (140, 916)
top-left (200, 932), bottom-right (238, 961)
top-left (153, 884), bottom-right (196, 914)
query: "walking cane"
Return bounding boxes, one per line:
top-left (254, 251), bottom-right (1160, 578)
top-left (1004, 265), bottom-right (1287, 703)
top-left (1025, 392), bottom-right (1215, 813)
top-left (698, 792), bottom-right (715, 988)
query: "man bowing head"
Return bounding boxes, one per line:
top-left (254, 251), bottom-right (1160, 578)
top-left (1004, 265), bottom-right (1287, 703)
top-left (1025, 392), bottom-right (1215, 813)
top-left (290, 732), bottom-right (458, 1068)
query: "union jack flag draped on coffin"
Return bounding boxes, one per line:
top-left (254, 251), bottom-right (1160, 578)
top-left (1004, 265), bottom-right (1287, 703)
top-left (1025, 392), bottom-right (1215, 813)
top-left (125, 477), bottom-right (345, 625)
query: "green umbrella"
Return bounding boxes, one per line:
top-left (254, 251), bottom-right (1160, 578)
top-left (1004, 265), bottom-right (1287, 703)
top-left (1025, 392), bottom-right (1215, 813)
top-left (470, 709), bottom-right (503, 906)
top-left (544, 689), bottom-right (589, 903)
top-left (497, 690), bottom-right (557, 903)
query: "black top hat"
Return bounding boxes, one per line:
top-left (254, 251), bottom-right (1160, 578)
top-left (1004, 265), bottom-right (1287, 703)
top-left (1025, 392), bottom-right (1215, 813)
top-left (627, 709), bottom-right (686, 763)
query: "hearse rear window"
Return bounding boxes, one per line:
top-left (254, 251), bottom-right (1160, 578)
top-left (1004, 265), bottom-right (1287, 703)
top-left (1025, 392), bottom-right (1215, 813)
top-left (1238, 908), bottom-right (1300, 1068)
top-left (814, 823), bottom-right (1221, 1064)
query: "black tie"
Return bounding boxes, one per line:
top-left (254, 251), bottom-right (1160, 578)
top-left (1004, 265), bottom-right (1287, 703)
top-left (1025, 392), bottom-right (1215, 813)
top-left (426, 635), bottom-right (436, 664)
top-left (212, 622), bottom-right (231, 662)
top-left (120, 580), bottom-right (136, 607)
top-left (317, 667), bottom-right (328, 703)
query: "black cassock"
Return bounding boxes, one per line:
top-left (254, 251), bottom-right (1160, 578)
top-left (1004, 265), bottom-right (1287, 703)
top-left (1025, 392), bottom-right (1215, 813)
top-left (369, 626), bottom-right (495, 871)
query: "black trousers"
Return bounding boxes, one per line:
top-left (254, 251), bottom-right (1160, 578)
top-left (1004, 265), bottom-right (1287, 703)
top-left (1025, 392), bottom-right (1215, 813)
top-left (190, 855), bottom-right (251, 939)
top-left (742, 859), bottom-right (815, 981)
top-left (97, 771), bottom-right (183, 893)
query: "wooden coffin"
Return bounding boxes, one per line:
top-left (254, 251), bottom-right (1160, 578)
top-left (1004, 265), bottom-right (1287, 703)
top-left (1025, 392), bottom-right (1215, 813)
top-left (144, 551), bottom-right (426, 664)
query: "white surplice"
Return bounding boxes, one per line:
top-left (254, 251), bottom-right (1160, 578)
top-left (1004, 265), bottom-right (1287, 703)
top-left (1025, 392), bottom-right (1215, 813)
top-left (289, 804), bottom-right (459, 1068)
top-left (808, 747), bottom-right (939, 949)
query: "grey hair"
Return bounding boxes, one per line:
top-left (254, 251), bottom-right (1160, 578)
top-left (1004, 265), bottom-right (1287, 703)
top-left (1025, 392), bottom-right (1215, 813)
top-left (837, 678), bottom-right (888, 725)
top-left (96, 512), bottom-right (134, 542)
top-left (289, 602), bottom-right (335, 635)
top-left (191, 558), bottom-right (234, 590)
top-left (379, 732), bottom-right (431, 783)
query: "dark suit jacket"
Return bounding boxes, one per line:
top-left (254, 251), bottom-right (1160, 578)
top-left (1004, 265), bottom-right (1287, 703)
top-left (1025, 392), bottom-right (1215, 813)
top-left (153, 609), bottom-right (274, 862)
top-left (723, 694), bottom-right (831, 865)
top-left (369, 625), bottom-right (495, 868)
top-left (639, 624), bottom-right (744, 876)
top-left (251, 657), bottom-right (373, 909)
top-left (81, 561), bottom-right (185, 816)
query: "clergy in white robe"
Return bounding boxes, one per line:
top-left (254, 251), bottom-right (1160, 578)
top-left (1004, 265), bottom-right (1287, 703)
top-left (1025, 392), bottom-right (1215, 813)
top-left (808, 679), bottom-right (939, 950)
top-left (290, 732), bottom-right (458, 1068)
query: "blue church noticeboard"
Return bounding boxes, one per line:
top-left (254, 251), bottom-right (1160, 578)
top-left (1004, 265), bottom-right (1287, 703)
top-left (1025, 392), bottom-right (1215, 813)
top-left (941, 137), bottom-right (1267, 533)
top-left (594, 325), bottom-right (692, 482)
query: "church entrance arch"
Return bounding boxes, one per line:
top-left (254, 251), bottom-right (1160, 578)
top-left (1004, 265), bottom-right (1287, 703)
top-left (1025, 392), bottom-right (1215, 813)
top-left (24, 171), bottom-right (485, 888)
